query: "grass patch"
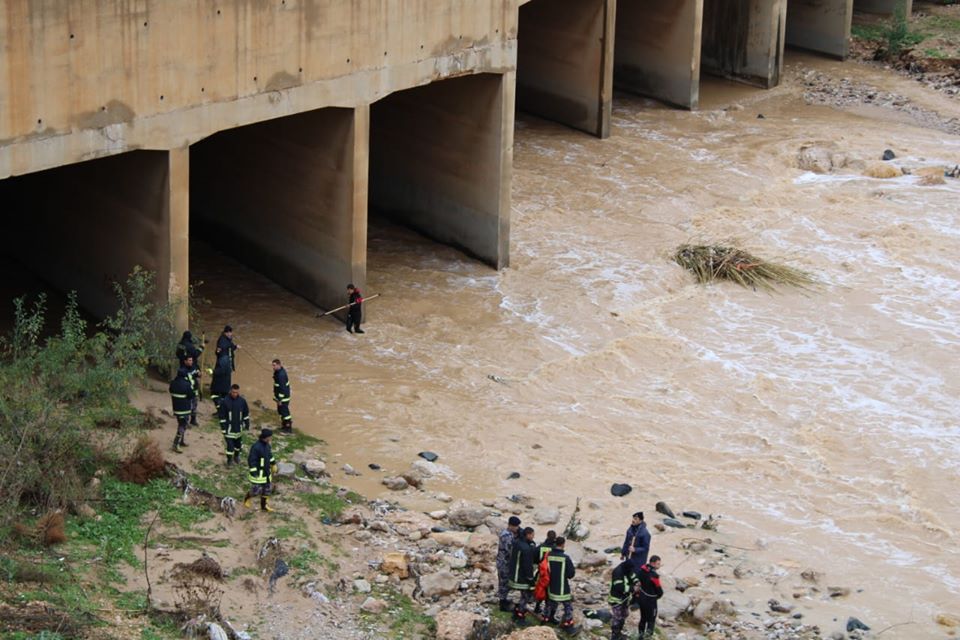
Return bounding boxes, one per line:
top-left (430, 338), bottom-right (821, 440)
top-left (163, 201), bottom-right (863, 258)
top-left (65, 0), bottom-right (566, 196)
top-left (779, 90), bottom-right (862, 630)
top-left (852, 22), bottom-right (887, 40)
top-left (68, 477), bottom-right (210, 569)
top-left (362, 586), bottom-right (436, 639)
top-left (294, 489), bottom-right (361, 520)
top-left (286, 548), bottom-right (324, 577)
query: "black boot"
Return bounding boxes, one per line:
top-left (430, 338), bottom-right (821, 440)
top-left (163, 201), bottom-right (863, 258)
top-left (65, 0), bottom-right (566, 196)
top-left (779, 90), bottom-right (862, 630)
top-left (189, 415), bottom-right (199, 427)
top-left (499, 599), bottom-right (513, 612)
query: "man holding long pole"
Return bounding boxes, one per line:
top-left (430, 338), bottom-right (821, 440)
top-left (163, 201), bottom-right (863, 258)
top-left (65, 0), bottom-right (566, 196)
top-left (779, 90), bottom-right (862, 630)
top-left (620, 512), bottom-right (651, 573)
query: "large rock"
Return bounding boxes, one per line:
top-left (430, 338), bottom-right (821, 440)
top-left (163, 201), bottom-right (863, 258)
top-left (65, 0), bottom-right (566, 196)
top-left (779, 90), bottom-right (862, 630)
top-left (691, 597), bottom-right (736, 624)
top-left (436, 610), bottom-right (484, 640)
top-left (659, 591), bottom-right (692, 620)
top-left (353, 579), bottom-right (371, 594)
top-left (275, 462), bottom-right (296, 478)
top-left (532, 507), bottom-right (560, 525)
top-left (610, 483), bottom-right (632, 497)
top-left (936, 613), bottom-right (960, 628)
top-left (420, 570), bottom-right (460, 598)
top-left (655, 501), bottom-right (675, 518)
top-left (360, 597), bottom-right (387, 614)
top-left (448, 503), bottom-right (489, 528)
top-left (381, 552), bottom-right (409, 578)
top-left (864, 162), bottom-right (901, 179)
top-left (382, 476), bottom-right (409, 491)
top-left (578, 553), bottom-right (607, 569)
top-left (503, 627), bottom-right (559, 640)
top-left (431, 530), bottom-right (473, 547)
top-left (797, 144), bottom-right (836, 173)
top-left (302, 459), bottom-right (326, 478)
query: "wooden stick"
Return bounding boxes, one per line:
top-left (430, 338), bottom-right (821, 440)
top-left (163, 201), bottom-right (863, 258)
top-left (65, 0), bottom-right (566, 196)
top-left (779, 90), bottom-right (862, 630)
top-left (318, 293), bottom-right (381, 317)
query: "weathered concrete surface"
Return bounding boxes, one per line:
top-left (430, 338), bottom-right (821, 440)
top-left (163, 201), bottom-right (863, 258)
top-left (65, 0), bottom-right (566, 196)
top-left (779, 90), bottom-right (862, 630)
top-left (787, 0), bottom-right (854, 59)
top-left (854, 0), bottom-right (912, 15)
top-left (615, 0), bottom-right (703, 109)
top-left (0, 0), bottom-right (517, 179)
top-left (517, 0), bottom-right (615, 137)
top-left (190, 108), bottom-right (368, 313)
top-left (702, 0), bottom-right (787, 88)
top-left (0, 150), bottom-right (182, 319)
top-left (370, 73), bottom-right (513, 268)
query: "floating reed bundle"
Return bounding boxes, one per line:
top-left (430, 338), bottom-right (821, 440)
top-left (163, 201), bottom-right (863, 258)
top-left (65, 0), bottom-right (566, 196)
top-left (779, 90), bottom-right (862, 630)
top-left (673, 244), bottom-right (816, 291)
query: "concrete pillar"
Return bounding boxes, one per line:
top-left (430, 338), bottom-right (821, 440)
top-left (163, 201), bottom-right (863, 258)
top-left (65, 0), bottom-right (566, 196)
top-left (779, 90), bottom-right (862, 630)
top-left (0, 150), bottom-right (177, 319)
top-left (168, 147), bottom-right (190, 332)
top-left (516, 0), bottom-right (615, 138)
top-left (615, 0), bottom-right (703, 109)
top-left (369, 73), bottom-right (512, 269)
top-left (787, 0), bottom-right (854, 59)
top-left (702, 0), bottom-right (787, 88)
top-left (190, 107), bottom-right (368, 313)
top-left (854, 0), bottom-right (912, 15)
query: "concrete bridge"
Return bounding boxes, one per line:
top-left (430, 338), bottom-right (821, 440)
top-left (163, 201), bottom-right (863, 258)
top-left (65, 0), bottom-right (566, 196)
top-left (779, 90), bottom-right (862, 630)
top-left (0, 0), bottom-right (906, 326)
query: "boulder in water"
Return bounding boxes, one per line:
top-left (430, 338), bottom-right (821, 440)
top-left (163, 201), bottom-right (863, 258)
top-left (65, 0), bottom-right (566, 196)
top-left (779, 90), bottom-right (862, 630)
top-left (682, 510), bottom-right (702, 520)
top-left (663, 518), bottom-right (685, 529)
top-left (655, 501), bottom-right (675, 518)
top-left (610, 483), bottom-right (632, 497)
top-left (846, 617), bottom-right (870, 632)
top-left (418, 451), bottom-right (439, 462)
top-left (882, 149), bottom-right (896, 161)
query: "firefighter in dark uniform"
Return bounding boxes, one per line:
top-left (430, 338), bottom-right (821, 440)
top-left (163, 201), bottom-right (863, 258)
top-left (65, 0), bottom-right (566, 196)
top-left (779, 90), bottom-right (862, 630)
top-left (608, 559), bottom-right (640, 640)
top-left (346, 284), bottom-right (364, 334)
top-left (637, 555), bottom-right (664, 639)
top-left (272, 358), bottom-right (292, 434)
top-left (543, 536), bottom-right (577, 633)
top-left (243, 428), bottom-right (276, 512)
top-left (216, 325), bottom-right (240, 371)
top-left (209, 352), bottom-right (232, 410)
top-left (534, 530), bottom-right (557, 618)
top-left (168, 366), bottom-right (195, 452)
top-left (218, 384), bottom-right (250, 467)
top-left (176, 331), bottom-right (204, 425)
top-left (508, 527), bottom-right (538, 625)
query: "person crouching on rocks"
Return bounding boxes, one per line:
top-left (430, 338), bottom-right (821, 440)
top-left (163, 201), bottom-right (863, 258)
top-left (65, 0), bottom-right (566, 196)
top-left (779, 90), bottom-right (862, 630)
top-left (508, 526), bottom-right (538, 625)
top-left (637, 555), bottom-right (664, 639)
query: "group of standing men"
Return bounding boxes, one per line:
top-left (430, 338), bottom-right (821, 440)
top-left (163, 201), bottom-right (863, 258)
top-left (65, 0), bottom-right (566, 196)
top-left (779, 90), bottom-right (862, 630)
top-left (166, 284), bottom-right (367, 513)
top-left (496, 512), bottom-right (663, 639)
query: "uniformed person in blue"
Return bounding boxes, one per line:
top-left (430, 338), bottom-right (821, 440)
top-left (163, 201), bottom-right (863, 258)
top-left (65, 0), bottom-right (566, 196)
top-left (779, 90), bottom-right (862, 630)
top-left (272, 358), bottom-right (293, 434)
top-left (218, 384), bottom-right (250, 466)
top-left (243, 428), bottom-right (276, 512)
top-left (168, 366), bottom-right (195, 453)
top-left (497, 516), bottom-right (522, 611)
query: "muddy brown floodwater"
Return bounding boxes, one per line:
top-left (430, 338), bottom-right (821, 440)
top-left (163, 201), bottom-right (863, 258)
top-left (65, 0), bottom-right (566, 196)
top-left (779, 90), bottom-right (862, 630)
top-left (193, 53), bottom-right (960, 638)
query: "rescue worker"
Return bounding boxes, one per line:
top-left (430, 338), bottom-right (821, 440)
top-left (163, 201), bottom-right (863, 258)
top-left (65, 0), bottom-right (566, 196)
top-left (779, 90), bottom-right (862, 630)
top-left (497, 516), bottom-right (522, 611)
top-left (636, 555), bottom-right (664, 639)
top-left (177, 331), bottom-right (204, 425)
top-left (179, 355), bottom-right (200, 426)
top-left (209, 351), bottom-right (232, 410)
top-left (168, 366), bottom-right (195, 452)
top-left (243, 428), bottom-right (276, 512)
top-left (621, 511), bottom-right (651, 572)
top-left (608, 559), bottom-right (640, 640)
top-left (272, 359), bottom-right (292, 434)
top-left (543, 536), bottom-right (577, 633)
top-left (216, 325), bottom-right (240, 371)
top-left (508, 527), bottom-right (538, 625)
top-left (346, 284), bottom-right (364, 334)
top-left (218, 384), bottom-right (250, 466)
top-left (534, 530), bottom-right (557, 617)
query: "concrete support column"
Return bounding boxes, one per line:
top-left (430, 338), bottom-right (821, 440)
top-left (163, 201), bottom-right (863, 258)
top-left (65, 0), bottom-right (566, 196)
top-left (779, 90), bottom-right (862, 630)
top-left (787, 0), bottom-right (854, 59)
top-left (702, 0), bottom-right (787, 88)
top-left (190, 107), bottom-right (368, 312)
top-left (0, 150), bottom-right (175, 319)
top-left (167, 147), bottom-right (190, 332)
top-left (516, 0), bottom-right (615, 138)
top-left (854, 0), bottom-right (912, 15)
top-left (615, 0), bottom-right (703, 109)
top-left (370, 73), bottom-right (512, 269)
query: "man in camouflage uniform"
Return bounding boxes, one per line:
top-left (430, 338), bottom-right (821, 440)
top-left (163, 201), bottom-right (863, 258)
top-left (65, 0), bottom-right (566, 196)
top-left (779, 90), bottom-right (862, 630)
top-left (497, 516), bottom-right (522, 611)
top-left (608, 558), bottom-right (640, 640)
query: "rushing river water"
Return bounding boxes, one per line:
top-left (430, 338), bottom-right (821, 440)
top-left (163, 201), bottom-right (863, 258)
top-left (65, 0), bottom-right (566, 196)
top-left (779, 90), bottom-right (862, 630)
top-left (193, 56), bottom-right (960, 637)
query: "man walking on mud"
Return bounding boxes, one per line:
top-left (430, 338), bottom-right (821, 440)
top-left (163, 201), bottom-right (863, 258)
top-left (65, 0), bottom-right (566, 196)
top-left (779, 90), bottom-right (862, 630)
top-left (621, 511), bottom-right (651, 572)
top-left (497, 516), bottom-right (522, 611)
top-left (244, 428), bottom-right (276, 512)
top-left (218, 384), bottom-right (250, 466)
top-left (168, 365), bottom-right (195, 453)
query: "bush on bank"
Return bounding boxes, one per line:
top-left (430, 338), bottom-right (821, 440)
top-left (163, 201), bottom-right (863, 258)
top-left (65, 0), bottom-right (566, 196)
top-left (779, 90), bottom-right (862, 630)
top-left (0, 267), bottom-right (187, 529)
